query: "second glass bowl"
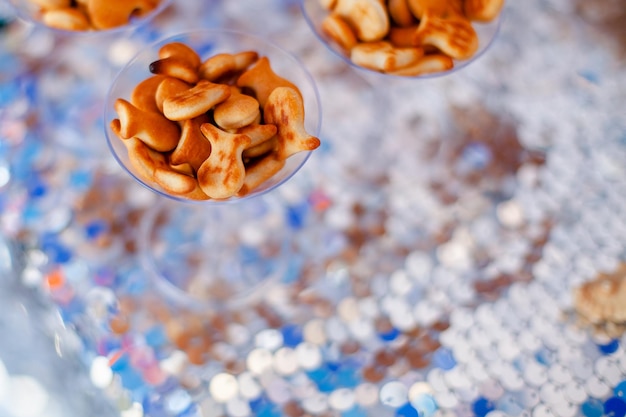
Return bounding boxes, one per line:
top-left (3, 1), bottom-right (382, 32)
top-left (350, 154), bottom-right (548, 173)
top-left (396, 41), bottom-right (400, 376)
top-left (6, 0), bottom-right (173, 37)
top-left (300, 0), bottom-right (503, 80)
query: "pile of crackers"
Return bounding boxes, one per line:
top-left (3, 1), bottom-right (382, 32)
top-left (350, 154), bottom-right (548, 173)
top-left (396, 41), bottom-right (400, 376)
top-left (110, 42), bottom-right (320, 200)
top-left (26, 0), bottom-right (161, 31)
top-left (318, 0), bottom-right (504, 76)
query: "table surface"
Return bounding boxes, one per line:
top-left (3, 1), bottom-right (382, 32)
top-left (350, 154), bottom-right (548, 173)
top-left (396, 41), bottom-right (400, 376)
top-left (0, 1), bottom-right (625, 417)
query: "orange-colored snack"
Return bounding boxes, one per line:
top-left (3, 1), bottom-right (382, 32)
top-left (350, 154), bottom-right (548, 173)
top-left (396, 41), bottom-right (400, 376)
top-left (114, 98), bottom-right (180, 152)
top-left (87, 0), bottom-right (158, 30)
top-left (42, 8), bottom-right (90, 31)
top-left (196, 124), bottom-right (251, 199)
top-left (110, 42), bottom-right (320, 199)
top-left (27, 0), bottom-right (162, 31)
top-left (264, 87), bottom-right (321, 161)
top-left (465, 0), bottom-right (505, 22)
top-left (314, 0), bottom-right (503, 76)
top-left (237, 57), bottom-right (300, 107)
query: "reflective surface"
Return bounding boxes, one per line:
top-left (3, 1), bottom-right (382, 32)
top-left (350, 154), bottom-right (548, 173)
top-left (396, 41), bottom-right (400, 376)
top-left (1, 0), bottom-right (626, 417)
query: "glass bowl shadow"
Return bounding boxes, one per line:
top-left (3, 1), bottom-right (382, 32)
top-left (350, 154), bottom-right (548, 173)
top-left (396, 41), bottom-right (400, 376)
top-left (300, 0), bottom-right (503, 81)
top-left (138, 195), bottom-right (294, 311)
top-left (104, 28), bottom-right (322, 205)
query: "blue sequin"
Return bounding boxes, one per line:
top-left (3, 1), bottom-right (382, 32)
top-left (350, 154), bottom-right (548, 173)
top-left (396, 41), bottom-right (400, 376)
top-left (534, 348), bottom-right (554, 366)
top-left (307, 361), bottom-right (362, 392)
top-left (282, 254), bottom-right (304, 284)
top-left (85, 220), bottom-right (108, 239)
top-left (459, 142), bottom-right (492, 172)
top-left (120, 269), bottom-right (149, 295)
top-left (145, 325), bottom-right (168, 348)
top-left (0, 78), bottom-right (22, 106)
top-left (326, 361), bottom-right (341, 372)
top-left (308, 365), bottom-right (335, 391)
top-left (42, 240), bottom-right (72, 263)
top-left (598, 339), bottom-right (619, 355)
top-left (379, 326), bottom-right (400, 341)
top-left (69, 170), bottom-right (93, 189)
top-left (497, 393), bottom-right (524, 416)
top-left (281, 324), bottom-right (303, 347)
top-left (28, 180), bottom-right (47, 198)
top-left (395, 403), bottom-right (419, 417)
top-left (412, 393), bottom-right (438, 417)
top-left (13, 141), bottom-right (42, 176)
top-left (615, 380), bottom-right (626, 399)
top-left (316, 375), bottom-right (338, 392)
top-left (286, 202), bottom-right (309, 229)
top-left (22, 205), bottom-right (42, 223)
top-left (131, 385), bottom-right (149, 404)
top-left (249, 395), bottom-right (272, 413)
top-left (605, 397), bottom-right (626, 417)
top-left (335, 365), bottom-right (360, 388)
top-left (0, 140), bottom-right (9, 156)
top-left (109, 351), bottom-right (130, 372)
top-left (582, 398), bottom-right (604, 417)
top-left (432, 347), bottom-right (456, 370)
top-left (318, 138), bottom-right (332, 153)
top-left (472, 397), bottom-right (496, 417)
top-left (256, 403), bottom-right (281, 417)
top-left (239, 245), bottom-right (261, 263)
top-left (39, 233), bottom-right (72, 263)
top-left (143, 395), bottom-right (169, 417)
top-left (342, 406), bottom-right (367, 417)
top-left (177, 404), bottom-right (201, 417)
top-left (578, 70), bottom-right (599, 84)
top-left (120, 367), bottom-right (145, 390)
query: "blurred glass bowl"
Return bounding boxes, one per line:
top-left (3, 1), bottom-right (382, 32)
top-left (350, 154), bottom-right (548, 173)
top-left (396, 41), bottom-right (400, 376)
top-left (300, 0), bottom-right (503, 80)
top-left (6, 0), bottom-right (173, 37)
top-left (104, 29), bottom-right (322, 203)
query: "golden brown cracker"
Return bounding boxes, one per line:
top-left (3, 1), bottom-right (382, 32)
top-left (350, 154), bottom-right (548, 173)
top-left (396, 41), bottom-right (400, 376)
top-left (321, 13), bottom-right (359, 51)
top-left (264, 86), bottom-right (320, 161)
top-left (169, 114), bottom-right (212, 172)
top-left (236, 56), bottom-right (300, 108)
top-left (197, 123), bottom-right (252, 199)
top-left (114, 98), bottom-right (180, 152)
top-left (213, 92), bottom-right (261, 131)
top-left (413, 13), bottom-right (478, 60)
top-left (387, 53), bottom-right (453, 76)
top-left (333, 0), bottom-right (389, 42)
top-left (162, 80), bottom-right (231, 121)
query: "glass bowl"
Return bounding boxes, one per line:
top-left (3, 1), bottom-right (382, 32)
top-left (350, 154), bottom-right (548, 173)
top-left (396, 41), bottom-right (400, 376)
top-left (5, 0), bottom-right (173, 38)
top-left (104, 28), bottom-right (322, 204)
top-left (300, 0), bottom-right (503, 80)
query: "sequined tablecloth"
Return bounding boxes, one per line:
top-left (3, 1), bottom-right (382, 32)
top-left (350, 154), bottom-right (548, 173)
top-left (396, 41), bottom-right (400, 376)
top-left (1, 0), bottom-right (625, 417)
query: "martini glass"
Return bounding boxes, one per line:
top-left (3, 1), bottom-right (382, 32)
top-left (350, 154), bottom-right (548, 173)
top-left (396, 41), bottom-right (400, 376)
top-left (300, 0), bottom-right (503, 80)
top-left (104, 29), bottom-right (322, 310)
